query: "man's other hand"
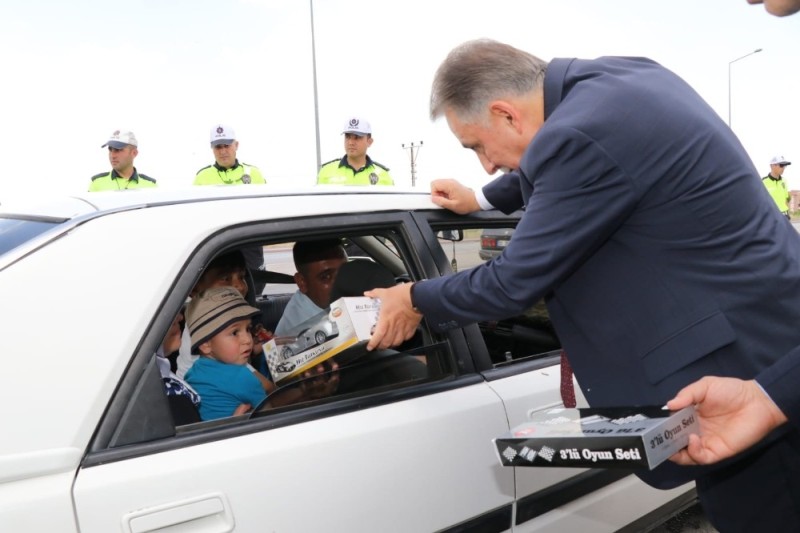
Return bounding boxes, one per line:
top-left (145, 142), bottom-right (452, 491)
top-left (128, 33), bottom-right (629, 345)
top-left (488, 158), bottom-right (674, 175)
top-left (667, 376), bottom-right (788, 466)
top-left (430, 179), bottom-right (481, 214)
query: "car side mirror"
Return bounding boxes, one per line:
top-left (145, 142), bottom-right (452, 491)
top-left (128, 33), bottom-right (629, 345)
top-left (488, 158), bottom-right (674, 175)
top-left (436, 229), bottom-right (463, 242)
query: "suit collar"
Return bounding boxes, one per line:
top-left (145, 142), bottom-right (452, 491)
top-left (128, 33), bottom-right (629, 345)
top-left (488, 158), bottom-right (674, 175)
top-left (543, 58), bottom-right (576, 120)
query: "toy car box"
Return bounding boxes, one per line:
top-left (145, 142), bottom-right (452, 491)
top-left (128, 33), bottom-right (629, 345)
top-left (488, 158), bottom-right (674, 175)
top-left (264, 296), bottom-right (380, 384)
top-left (494, 405), bottom-right (699, 470)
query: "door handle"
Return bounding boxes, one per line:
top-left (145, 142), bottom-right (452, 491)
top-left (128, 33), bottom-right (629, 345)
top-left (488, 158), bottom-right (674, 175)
top-left (122, 492), bottom-right (234, 533)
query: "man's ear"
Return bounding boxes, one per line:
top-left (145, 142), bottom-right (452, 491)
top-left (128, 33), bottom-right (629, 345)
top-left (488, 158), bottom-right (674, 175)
top-left (488, 100), bottom-right (523, 134)
top-left (294, 272), bottom-right (308, 294)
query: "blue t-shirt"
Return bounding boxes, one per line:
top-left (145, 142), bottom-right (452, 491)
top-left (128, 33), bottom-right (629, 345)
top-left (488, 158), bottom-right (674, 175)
top-left (185, 357), bottom-right (267, 421)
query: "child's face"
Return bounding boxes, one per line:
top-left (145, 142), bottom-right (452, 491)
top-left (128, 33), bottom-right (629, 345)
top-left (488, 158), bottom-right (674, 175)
top-left (199, 318), bottom-right (254, 365)
top-left (194, 266), bottom-right (248, 297)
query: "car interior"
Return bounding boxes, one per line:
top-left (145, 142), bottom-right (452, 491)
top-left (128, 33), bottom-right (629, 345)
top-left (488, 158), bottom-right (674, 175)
top-left (154, 221), bottom-right (561, 430)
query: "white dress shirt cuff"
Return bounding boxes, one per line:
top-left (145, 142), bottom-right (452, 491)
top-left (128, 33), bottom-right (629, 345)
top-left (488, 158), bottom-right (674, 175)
top-left (475, 187), bottom-right (495, 211)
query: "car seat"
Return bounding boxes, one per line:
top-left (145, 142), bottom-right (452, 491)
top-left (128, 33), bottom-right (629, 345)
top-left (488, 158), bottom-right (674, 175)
top-left (329, 258), bottom-right (396, 302)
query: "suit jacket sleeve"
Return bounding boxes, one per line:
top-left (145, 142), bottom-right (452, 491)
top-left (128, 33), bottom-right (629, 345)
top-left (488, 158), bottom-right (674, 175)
top-left (758, 347), bottom-right (800, 428)
top-left (482, 171), bottom-right (524, 214)
top-left (414, 126), bottom-right (638, 330)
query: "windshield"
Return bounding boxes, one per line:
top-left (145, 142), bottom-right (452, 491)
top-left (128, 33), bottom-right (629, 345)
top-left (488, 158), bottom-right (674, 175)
top-left (0, 217), bottom-right (64, 258)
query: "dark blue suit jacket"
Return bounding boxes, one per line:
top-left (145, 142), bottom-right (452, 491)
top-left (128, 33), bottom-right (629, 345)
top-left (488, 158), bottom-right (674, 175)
top-left (415, 57), bottom-right (800, 490)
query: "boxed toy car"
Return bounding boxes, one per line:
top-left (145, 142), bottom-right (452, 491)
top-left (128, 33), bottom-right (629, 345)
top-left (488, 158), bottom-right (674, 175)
top-left (494, 405), bottom-right (698, 470)
top-left (263, 296), bottom-right (380, 384)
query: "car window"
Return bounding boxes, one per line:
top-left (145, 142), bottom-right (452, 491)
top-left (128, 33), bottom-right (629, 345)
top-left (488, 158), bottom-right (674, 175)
top-left (96, 220), bottom-right (461, 456)
top-left (254, 232), bottom-right (445, 410)
top-left (436, 222), bottom-right (561, 367)
top-left (0, 216), bottom-right (65, 258)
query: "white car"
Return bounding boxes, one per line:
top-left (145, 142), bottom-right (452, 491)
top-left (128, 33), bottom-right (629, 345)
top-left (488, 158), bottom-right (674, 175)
top-left (0, 187), bottom-right (695, 532)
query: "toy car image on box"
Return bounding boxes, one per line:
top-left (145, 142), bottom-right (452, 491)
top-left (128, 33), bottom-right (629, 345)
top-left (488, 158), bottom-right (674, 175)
top-left (264, 296), bottom-right (381, 384)
top-left (494, 405), bottom-right (699, 470)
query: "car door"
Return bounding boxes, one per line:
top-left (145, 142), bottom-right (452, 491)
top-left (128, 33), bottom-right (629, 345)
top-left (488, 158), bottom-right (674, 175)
top-left (71, 210), bottom-right (518, 533)
top-left (414, 211), bottom-right (695, 532)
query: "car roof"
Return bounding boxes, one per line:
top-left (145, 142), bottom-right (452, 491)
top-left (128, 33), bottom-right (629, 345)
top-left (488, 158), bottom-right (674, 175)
top-left (0, 185), bottom-right (441, 272)
top-left (0, 185), bottom-right (432, 221)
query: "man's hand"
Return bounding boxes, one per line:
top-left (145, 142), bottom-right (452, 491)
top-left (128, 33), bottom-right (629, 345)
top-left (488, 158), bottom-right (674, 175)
top-left (366, 283), bottom-right (422, 351)
top-left (430, 179), bottom-right (481, 214)
top-left (746, 0), bottom-right (800, 17)
top-left (667, 376), bottom-right (788, 466)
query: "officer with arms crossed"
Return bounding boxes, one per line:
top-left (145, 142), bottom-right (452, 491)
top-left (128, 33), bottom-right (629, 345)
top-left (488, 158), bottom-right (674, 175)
top-left (89, 129), bottom-right (156, 191)
top-left (762, 155), bottom-right (792, 219)
top-left (317, 117), bottom-right (393, 186)
top-left (194, 124), bottom-right (266, 185)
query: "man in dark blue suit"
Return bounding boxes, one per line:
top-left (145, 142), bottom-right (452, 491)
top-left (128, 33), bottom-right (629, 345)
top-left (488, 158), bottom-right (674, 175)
top-left (367, 39), bottom-right (800, 531)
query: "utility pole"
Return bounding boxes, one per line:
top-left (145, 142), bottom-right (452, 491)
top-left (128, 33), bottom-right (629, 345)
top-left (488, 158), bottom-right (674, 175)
top-left (402, 141), bottom-right (423, 187)
top-left (310, 0), bottom-right (321, 170)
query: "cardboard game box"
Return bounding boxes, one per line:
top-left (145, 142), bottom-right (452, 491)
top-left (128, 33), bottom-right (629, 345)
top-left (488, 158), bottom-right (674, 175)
top-left (264, 296), bottom-right (380, 384)
top-left (494, 405), bottom-right (699, 470)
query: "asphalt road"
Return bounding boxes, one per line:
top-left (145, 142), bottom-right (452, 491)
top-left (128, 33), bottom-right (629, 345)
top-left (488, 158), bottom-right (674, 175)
top-left (647, 503), bottom-right (717, 532)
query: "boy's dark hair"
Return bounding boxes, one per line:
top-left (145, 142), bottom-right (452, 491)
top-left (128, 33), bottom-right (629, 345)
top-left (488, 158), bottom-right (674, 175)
top-left (292, 239), bottom-right (346, 271)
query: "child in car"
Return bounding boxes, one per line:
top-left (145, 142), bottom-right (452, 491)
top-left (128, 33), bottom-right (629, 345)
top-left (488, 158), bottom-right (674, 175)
top-left (156, 308), bottom-right (202, 424)
top-left (184, 286), bottom-right (272, 420)
top-left (184, 286), bottom-right (339, 421)
top-left (175, 250), bottom-right (271, 384)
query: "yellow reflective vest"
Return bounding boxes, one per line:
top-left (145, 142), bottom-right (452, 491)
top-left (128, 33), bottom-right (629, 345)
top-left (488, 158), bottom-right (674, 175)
top-left (316, 156), bottom-right (393, 186)
top-left (762, 175), bottom-right (789, 212)
top-left (88, 168), bottom-right (157, 192)
top-left (194, 161), bottom-right (265, 185)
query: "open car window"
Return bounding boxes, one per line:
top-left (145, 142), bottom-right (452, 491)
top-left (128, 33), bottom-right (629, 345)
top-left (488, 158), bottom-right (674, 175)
top-left (433, 222), bottom-right (562, 368)
top-left (252, 232), bottom-right (446, 403)
top-left (92, 219), bottom-right (464, 458)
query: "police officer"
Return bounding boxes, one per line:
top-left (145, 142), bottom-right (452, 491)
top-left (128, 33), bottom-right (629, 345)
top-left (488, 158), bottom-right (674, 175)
top-left (89, 130), bottom-right (156, 191)
top-left (762, 155), bottom-right (792, 219)
top-left (317, 117), bottom-right (393, 186)
top-left (194, 124), bottom-right (266, 185)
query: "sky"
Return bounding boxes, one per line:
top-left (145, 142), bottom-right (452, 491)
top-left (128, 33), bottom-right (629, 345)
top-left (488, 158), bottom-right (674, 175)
top-left (0, 0), bottom-right (798, 196)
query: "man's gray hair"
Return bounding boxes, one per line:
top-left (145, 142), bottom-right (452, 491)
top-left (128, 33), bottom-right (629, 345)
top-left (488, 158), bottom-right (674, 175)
top-left (430, 39), bottom-right (548, 123)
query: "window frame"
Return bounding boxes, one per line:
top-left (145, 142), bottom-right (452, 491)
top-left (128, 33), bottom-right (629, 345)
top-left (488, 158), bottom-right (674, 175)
top-left (411, 209), bottom-right (562, 379)
top-left (84, 209), bottom-right (485, 467)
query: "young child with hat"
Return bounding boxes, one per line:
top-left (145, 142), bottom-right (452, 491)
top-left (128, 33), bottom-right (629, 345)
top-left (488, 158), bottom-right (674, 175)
top-left (175, 250), bottom-right (271, 382)
top-left (184, 286), bottom-right (270, 421)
